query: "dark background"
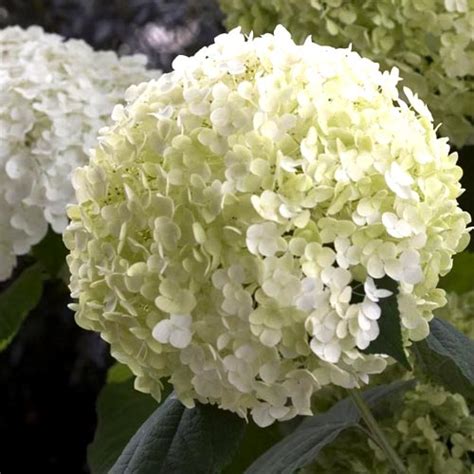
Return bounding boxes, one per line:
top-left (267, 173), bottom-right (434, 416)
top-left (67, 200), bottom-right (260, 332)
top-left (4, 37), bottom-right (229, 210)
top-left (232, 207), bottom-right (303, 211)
top-left (0, 2), bottom-right (472, 472)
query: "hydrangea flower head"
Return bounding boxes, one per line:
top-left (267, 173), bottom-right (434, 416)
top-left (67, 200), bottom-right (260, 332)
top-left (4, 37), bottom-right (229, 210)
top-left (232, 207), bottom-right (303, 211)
top-left (220, 0), bottom-right (474, 147)
top-left (65, 26), bottom-right (470, 426)
top-left (0, 26), bottom-right (157, 280)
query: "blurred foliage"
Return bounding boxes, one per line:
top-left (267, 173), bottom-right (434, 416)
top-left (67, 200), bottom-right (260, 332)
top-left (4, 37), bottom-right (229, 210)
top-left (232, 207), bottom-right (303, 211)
top-left (440, 252), bottom-right (474, 295)
top-left (0, 264), bottom-right (44, 351)
top-left (0, 0), bottom-right (225, 70)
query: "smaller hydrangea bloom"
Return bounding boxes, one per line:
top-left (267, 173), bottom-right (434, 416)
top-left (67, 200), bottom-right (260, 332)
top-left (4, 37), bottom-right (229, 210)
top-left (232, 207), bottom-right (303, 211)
top-left (0, 26), bottom-right (159, 280)
top-left (315, 383), bottom-right (474, 474)
top-left (65, 26), bottom-right (470, 426)
top-left (220, 0), bottom-right (474, 146)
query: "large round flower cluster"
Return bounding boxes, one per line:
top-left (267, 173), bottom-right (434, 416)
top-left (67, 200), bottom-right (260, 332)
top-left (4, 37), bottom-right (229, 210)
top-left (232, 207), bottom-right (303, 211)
top-left (220, 0), bottom-right (474, 147)
top-left (65, 26), bottom-right (470, 426)
top-left (313, 383), bottom-right (474, 474)
top-left (0, 26), bottom-right (158, 281)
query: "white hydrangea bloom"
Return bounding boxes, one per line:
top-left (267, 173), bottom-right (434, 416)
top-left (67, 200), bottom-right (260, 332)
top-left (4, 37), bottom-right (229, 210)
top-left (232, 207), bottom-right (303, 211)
top-left (0, 26), bottom-right (159, 280)
top-left (64, 26), bottom-right (470, 426)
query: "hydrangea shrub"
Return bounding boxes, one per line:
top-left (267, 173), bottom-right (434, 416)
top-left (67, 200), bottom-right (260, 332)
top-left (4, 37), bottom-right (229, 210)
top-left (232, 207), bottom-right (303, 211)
top-left (313, 383), bottom-right (474, 474)
top-left (0, 26), bottom-right (158, 281)
top-left (65, 26), bottom-right (469, 426)
top-left (219, 0), bottom-right (474, 147)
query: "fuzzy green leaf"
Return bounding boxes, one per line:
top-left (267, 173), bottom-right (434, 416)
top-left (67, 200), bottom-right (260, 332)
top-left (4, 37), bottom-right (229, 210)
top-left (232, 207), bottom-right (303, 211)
top-left (88, 372), bottom-right (160, 474)
top-left (413, 317), bottom-right (474, 401)
top-left (110, 395), bottom-right (246, 474)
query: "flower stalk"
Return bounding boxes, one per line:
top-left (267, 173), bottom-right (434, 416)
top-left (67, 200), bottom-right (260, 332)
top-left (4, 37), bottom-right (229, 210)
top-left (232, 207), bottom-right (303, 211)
top-left (349, 389), bottom-right (407, 474)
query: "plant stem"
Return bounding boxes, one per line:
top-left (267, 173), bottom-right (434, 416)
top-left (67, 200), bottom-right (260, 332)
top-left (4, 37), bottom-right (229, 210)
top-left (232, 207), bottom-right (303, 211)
top-left (349, 389), bottom-right (407, 474)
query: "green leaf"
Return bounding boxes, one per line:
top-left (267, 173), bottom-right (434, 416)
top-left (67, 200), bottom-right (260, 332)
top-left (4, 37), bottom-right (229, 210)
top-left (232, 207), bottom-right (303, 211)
top-left (413, 317), bottom-right (474, 401)
top-left (363, 277), bottom-right (411, 370)
top-left (439, 252), bottom-right (474, 294)
top-left (224, 421), bottom-right (282, 474)
top-left (32, 228), bottom-right (68, 278)
top-left (0, 264), bottom-right (44, 351)
top-left (245, 380), bottom-right (414, 474)
top-left (106, 362), bottom-right (134, 384)
top-left (88, 373), bottom-right (160, 474)
top-left (110, 395), bottom-right (246, 474)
